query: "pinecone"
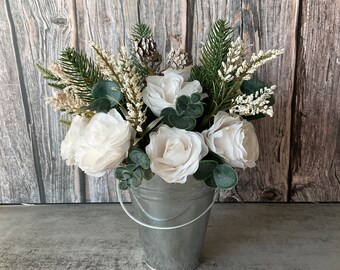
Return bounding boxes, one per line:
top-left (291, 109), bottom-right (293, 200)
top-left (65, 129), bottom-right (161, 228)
top-left (134, 37), bottom-right (162, 70)
top-left (166, 48), bottom-right (190, 69)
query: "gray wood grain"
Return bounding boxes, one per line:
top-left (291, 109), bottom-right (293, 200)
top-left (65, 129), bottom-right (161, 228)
top-left (0, 0), bottom-right (339, 203)
top-left (0, 0), bottom-right (39, 203)
top-left (223, 0), bottom-right (298, 201)
top-left (290, 0), bottom-right (340, 201)
top-left (75, 0), bottom-right (186, 202)
top-left (6, 0), bottom-right (78, 203)
top-left (76, 0), bottom-right (140, 202)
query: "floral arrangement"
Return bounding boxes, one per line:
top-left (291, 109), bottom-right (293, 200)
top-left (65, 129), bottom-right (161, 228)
top-left (37, 20), bottom-right (283, 191)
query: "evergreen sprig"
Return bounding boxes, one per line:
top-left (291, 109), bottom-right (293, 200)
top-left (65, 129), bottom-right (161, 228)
top-left (60, 47), bottom-right (104, 103)
top-left (130, 22), bottom-right (154, 76)
top-left (36, 63), bottom-right (66, 90)
top-left (36, 63), bottom-right (60, 81)
top-left (191, 20), bottom-right (233, 96)
top-left (131, 23), bottom-right (152, 40)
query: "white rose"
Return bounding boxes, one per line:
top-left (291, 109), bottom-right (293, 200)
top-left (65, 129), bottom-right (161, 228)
top-left (146, 125), bottom-right (208, 184)
top-left (142, 71), bottom-right (202, 117)
top-left (75, 109), bottom-right (135, 177)
top-left (202, 111), bottom-right (259, 169)
top-left (61, 116), bottom-right (89, 166)
top-left (163, 66), bottom-right (192, 81)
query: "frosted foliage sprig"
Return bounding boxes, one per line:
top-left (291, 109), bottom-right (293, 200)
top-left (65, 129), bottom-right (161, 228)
top-left (229, 85), bottom-right (276, 117)
top-left (49, 62), bottom-right (69, 84)
top-left (217, 37), bottom-right (249, 83)
top-left (218, 37), bottom-right (284, 82)
top-left (113, 47), bottom-right (146, 132)
top-left (90, 42), bottom-right (119, 82)
top-left (46, 87), bottom-right (94, 117)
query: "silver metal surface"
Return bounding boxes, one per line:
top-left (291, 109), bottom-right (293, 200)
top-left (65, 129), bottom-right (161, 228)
top-left (130, 175), bottom-right (215, 270)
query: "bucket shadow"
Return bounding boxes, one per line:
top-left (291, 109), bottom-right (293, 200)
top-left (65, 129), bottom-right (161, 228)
top-left (200, 204), bottom-right (285, 265)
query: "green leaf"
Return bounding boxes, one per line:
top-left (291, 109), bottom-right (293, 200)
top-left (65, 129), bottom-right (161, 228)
top-left (240, 79), bottom-right (275, 121)
top-left (85, 97), bottom-right (111, 112)
top-left (204, 177), bottom-right (217, 188)
top-left (194, 160), bottom-right (219, 181)
top-left (240, 79), bottom-right (274, 106)
top-left (185, 103), bottom-right (204, 118)
top-left (128, 148), bottom-right (150, 169)
top-left (143, 168), bottom-right (154, 180)
top-left (126, 164), bottom-right (139, 172)
top-left (115, 167), bottom-right (126, 180)
top-left (128, 167), bottom-right (143, 188)
top-left (122, 170), bottom-right (134, 181)
top-left (213, 164), bottom-right (238, 190)
top-left (176, 95), bottom-right (191, 113)
top-left (168, 115), bottom-right (196, 131)
top-left (190, 93), bottom-right (202, 103)
top-left (119, 181), bottom-right (129, 190)
top-left (59, 47), bottom-right (104, 103)
top-left (241, 79), bottom-right (268, 95)
top-left (91, 80), bottom-right (122, 107)
top-left (161, 107), bottom-right (177, 117)
top-left (204, 151), bottom-right (224, 164)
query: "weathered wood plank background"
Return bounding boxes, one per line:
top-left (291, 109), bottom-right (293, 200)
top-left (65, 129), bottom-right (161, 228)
top-left (0, 0), bottom-right (339, 203)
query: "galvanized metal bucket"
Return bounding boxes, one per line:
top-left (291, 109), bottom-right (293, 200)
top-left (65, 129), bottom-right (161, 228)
top-left (117, 174), bottom-right (215, 270)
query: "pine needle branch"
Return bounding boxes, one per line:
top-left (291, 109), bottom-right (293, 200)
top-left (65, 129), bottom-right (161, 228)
top-left (60, 47), bottom-right (104, 102)
top-left (60, 47), bottom-right (104, 89)
top-left (36, 63), bottom-right (60, 81)
top-left (131, 23), bottom-right (152, 40)
top-left (192, 20), bottom-right (233, 95)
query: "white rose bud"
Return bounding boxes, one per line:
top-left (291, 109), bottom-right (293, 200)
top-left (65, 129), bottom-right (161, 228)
top-left (61, 116), bottom-right (89, 166)
top-left (203, 111), bottom-right (259, 169)
top-left (146, 125), bottom-right (208, 184)
top-left (75, 109), bottom-right (135, 177)
top-left (142, 71), bottom-right (202, 117)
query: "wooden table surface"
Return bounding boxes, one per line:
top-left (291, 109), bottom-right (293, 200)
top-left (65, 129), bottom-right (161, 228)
top-left (0, 204), bottom-right (339, 270)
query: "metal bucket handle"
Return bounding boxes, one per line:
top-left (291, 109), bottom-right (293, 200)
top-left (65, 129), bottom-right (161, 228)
top-left (116, 179), bottom-right (216, 230)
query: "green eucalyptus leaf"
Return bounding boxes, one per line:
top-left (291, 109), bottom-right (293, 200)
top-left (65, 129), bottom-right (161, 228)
top-left (194, 160), bottom-right (219, 181)
top-left (122, 170), bottom-right (133, 181)
top-left (186, 103), bottom-right (204, 118)
top-left (126, 164), bottom-right (139, 172)
top-left (85, 97), bottom-right (111, 112)
top-left (160, 107), bottom-right (177, 117)
top-left (240, 79), bottom-right (269, 95)
top-left (176, 95), bottom-right (190, 113)
top-left (204, 176), bottom-right (217, 188)
top-left (128, 148), bottom-right (150, 169)
top-left (240, 79), bottom-right (275, 106)
top-left (168, 115), bottom-right (196, 131)
top-left (160, 107), bottom-right (177, 127)
top-left (92, 80), bottom-right (122, 107)
top-left (114, 167), bottom-right (126, 180)
top-left (143, 168), bottom-right (154, 180)
top-left (190, 93), bottom-right (202, 103)
top-left (119, 181), bottom-right (129, 190)
top-left (204, 151), bottom-right (224, 164)
top-left (133, 167), bottom-right (143, 180)
top-left (213, 164), bottom-right (238, 190)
